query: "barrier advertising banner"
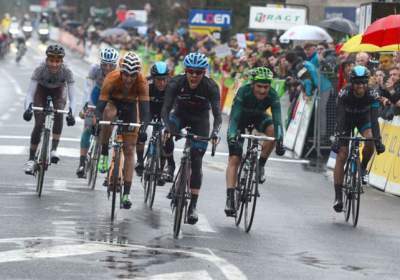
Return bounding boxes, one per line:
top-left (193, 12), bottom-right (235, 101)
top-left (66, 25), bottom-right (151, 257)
top-left (189, 9), bottom-right (232, 28)
top-left (249, 6), bottom-right (307, 30)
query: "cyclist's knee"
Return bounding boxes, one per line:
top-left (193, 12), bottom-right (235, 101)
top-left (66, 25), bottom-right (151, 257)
top-left (103, 103), bottom-right (117, 120)
top-left (228, 155), bottom-right (241, 167)
top-left (123, 143), bottom-right (135, 157)
top-left (264, 124), bottom-right (274, 137)
top-left (228, 141), bottom-right (242, 157)
top-left (336, 147), bottom-right (348, 163)
top-left (163, 137), bottom-right (174, 155)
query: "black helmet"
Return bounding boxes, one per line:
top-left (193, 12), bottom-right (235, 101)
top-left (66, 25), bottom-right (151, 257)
top-left (46, 44), bottom-right (65, 58)
top-left (350, 65), bottom-right (370, 84)
top-left (150, 61), bottom-right (169, 77)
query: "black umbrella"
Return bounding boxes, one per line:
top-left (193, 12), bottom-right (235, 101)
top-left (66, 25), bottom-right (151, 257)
top-left (118, 18), bottom-right (146, 30)
top-left (319, 17), bottom-right (357, 35)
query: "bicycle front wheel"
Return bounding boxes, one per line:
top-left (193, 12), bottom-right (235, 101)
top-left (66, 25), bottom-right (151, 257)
top-left (343, 161), bottom-right (351, 222)
top-left (173, 165), bottom-right (187, 238)
top-left (111, 148), bottom-right (121, 221)
top-left (235, 156), bottom-right (249, 226)
top-left (36, 129), bottom-right (50, 198)
top-left (147, 153), bottom-right (158, 209)
top-left (351, 160), bottom-right (362, 227)
top-left (244, 157), bottom-right (259, 233)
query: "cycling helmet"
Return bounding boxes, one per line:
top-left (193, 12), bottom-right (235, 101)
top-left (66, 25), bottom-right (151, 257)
top-left (150, 61), bottom-right (169, 77)
top-left (100, 47), bottom-right (119, 64)
top-left (350, 65), bottom-right (370, 84)
top-left (46, 44), bottom-right (65, 58)
top-left (183, 52), bottom-right (208, 69)
top-left (120, 52), bottom-right (141, 75)
top-left (249, 67), bottom-right (274, 83)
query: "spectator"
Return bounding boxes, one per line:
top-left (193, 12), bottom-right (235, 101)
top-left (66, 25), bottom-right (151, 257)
top-left (379, 53), bottom-right (394, 73)
top-left (380, 66), bottom-right (400, 117)
top-left (304, 42), bottom-right (319, 68)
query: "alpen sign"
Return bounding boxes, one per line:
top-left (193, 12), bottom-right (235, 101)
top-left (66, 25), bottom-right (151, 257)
top-left (189, 9), bottom-right (231, 28)
top-left (249, 6), bottom-right (307, 30)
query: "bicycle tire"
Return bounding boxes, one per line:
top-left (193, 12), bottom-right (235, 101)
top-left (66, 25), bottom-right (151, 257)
top-left (87, 137), bottom-right (97, 187)
top-left (147, 147), bottom-right (159, 209)
top-left (173, 164), bottom-right (187, 238)
top-left (244, 156), bottom-right (258, 232)
top-left (351, 159), bottom-right (362, 227)
top-left (343, 160), bottom-right (351, 222)
top-left (235, 155), bottom-right (249, 226)
top-left (90, 142), bottom-right (100, 190)
top-left (143, 153), bottom-right (153, 204)
top-left (36, 129), bottom-right (50, 198)
top-left (111, 148), bottom-right (121, 221)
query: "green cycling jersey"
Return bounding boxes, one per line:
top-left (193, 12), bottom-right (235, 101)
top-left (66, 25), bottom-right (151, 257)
top-left (227, 83), bottom-right (283, 141)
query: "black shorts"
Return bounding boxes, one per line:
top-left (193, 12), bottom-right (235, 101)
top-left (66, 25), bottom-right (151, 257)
top-left (338, 113), bottom-right (371, 147)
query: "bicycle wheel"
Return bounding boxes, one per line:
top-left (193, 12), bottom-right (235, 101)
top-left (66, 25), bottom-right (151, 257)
top-left (90, 141), bottom-right (100, 190)
top-left (343, 160), bottom-right (351, 222)
top-left (244, 156), bottom-right (259, 232)
top-left (36, 129), bottom-right (50, 198)
top-left (147, 150), bottom-right (158, 209)
top-left (87, 137), bottom-right (98, 188)
top-left (143, 151), bottom-right (153, 203)
top-left (173, 164), bottom-right (186, 238)
top-left (111, 148), bottom-right (121, 221)
top-left (235, 156), bottom-right (249, 226)
top-left (351, 159), bottom-right (362, 227)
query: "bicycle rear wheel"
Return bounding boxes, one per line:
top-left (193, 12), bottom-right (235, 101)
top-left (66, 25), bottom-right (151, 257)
top-left (343, 161), bottom-right (351, 222)
top-left (244, 157), bottom-right (259, 233)
top-left (235, 156), bottom-right (249, 226)
top-left (87, 137), bottom-right (100, 189)
top-left (36, 129), bottom-right (50, 198)
top-left (111, 148), bottom-right (121, 221)
top-left (173, 165), bottom-right (186, 238)
top-left (351, 160), bottom-right (362, 227)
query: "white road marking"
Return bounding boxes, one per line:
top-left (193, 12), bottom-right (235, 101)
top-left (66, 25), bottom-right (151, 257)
top-left (0, 135), bottom-right (80, 142)
top-left (139, 270), bottom-right (212, 280)
top-left (0, 113), bottom-right (10, 120)
top-left (196, 214), bottom-right (216, 233)
top-left (0, 236), bottom-right (248, 280)
top-left (9, 107), bottom-right (16, 112)
top-left (0, 145), bottom-right (26, 155)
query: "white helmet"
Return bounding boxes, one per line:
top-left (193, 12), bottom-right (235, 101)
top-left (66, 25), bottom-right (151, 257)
top-left (100, 47), bottom-right (119, 64)
top-left (120, 52), bottom-right (141, 75)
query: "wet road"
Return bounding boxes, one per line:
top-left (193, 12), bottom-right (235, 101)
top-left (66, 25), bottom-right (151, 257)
top-left (0, 39), bottom-right (400, 279)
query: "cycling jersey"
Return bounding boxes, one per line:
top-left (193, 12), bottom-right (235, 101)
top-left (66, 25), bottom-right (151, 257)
top-left (25, 62), bottom-right (76, 114)
top-left (83, 64), bottom-right (107, 105)
top-left (227, 83), bottom-right (283, 141)
top-left (335, 85), bottom-right (380, 145)
top-left (99, 69), bottom-right (149, 103)
top-left (162, 74), bottom-right (222, 134)
top-left (149, 82), bottom-right (165, 121)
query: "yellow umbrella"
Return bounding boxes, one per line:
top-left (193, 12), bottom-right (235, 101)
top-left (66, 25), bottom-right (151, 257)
top-left (341, 34), bottom-right (400, 52)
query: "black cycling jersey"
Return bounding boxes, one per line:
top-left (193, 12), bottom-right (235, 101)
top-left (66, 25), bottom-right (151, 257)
top-left (149, 82), bottom-right (165, 121)
top-left (335, 85), bottom-right (380, 136)
top-left (162, 74), bottom-right (222, 134)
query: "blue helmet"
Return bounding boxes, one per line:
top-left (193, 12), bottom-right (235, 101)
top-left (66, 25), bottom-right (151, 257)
top-left (183, 52), bottom-right (208, 69)
top-left (151, 61), bottom-right (169, 77)
top-left (350, 65), bottom-right (370, 83)
top-left (100, 47), bottom-right (119, 64)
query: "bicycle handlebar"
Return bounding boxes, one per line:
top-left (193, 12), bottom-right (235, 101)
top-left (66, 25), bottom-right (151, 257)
top-left (240, 134), bottom-right (275, 141)
top-left (32, 106), bottom-right (69, 114)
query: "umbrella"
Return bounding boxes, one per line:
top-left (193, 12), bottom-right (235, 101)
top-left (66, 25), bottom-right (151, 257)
top-left (118, 18), bottom-right (146, 30)
top-left (100, 27), bottom-right (128, 37)
top-left (319, 17), bottom-right (357, 35)
top-left (279, 25), bottom-right (333, 43)
top-left (361, 15), bottom-right (400, 47)
top-left (341, 34), bottom-right (400, 53)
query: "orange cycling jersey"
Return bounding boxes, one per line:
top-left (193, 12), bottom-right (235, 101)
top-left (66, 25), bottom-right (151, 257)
top-left (99, 69), bottom-right (149, 103)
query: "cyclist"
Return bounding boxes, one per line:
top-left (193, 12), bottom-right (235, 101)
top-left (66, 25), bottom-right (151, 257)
top-left (135, 61), bottom-right (175, 185)
top-left (332, 65), bottom-right (385, 213)
top-left (95, 52), bottom-right (150, 209)
top-left (224, 67), bottom-right (285, 217)
top-left (161, 52), bottom-right (221, 225)
top-left (23, 44), bottom-right (76, 174)
top-left (76, 47), bottom-right (119, 178)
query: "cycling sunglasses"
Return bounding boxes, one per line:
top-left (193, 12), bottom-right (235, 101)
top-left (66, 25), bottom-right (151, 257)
top-left (185, 68), bottom-right (205, 75)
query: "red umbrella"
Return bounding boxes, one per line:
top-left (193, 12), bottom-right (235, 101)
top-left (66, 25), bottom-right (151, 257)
top-left (361, 14), bottom-right (400, 47)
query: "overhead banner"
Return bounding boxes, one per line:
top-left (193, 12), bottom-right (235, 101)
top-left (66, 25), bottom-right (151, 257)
top-left (125, 10), bottom-right (148, 23)
top-left (249, 6), bottom-right (306, 30)
top-left (189, 9), bottom-right (232, 28)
